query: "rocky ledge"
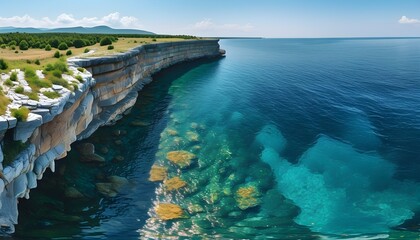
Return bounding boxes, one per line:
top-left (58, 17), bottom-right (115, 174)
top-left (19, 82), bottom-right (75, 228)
top-left (0, 39), bottom-right (223, 233)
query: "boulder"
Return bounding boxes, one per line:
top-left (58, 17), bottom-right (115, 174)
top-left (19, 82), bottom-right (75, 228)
top-left (155, 203), bottom-right (186, 220)
top-left (164, 177), bottom-right (187, 191)
top-left (64, 187), bottom-right (84, 198)
top-left (166, 151), bottom-right (196, 168)
top-left (235, 183), bottom-right (262, 210)
top-left (148, 165), bottom-right (167, 182)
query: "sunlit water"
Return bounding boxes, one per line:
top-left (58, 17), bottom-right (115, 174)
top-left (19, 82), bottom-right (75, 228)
top-left (14, 38), bottom-right (420, 239)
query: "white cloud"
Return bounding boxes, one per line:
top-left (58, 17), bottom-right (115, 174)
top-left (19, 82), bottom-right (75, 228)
top-left (192, 19), bottom-right (254, 32)
top-left (399, 16), bottom-right (420, 24)
top-left (0, 12), bottom-right (143, 29)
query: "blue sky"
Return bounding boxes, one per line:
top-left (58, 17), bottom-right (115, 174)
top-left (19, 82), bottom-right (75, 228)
top-left (0, 0), bottom-right (419, 37)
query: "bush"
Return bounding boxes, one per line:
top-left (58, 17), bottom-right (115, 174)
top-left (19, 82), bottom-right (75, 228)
top-left (0, 59), bottom-right (7, 70)
top-left (14, 50), bottom-right (18, 53)
top-left (11, 46), bottom-right (16, 50)
top-left (10, 72), bottom-right (17, 81)
top-left (43, 91), bottom-right (60, 99)
top-left (4, 79), bottom-right (13, 86)
top-left (100, 37), bottom-right (112, 46)
top-left (0, 91), bottom-right (10, 116)
top-left (58, 42), bottom-right (68, 50)
top-left (25, 68), bottom-right (51, 89)
top-left (107, 45), bottom-right (114, 50)
top-left (8, 40), bottom-right (16, 46)
top-left (53, 61), bottom-right (68, 73)
top-left (35, 59), bottom-right (40, 65)
top-left (19, 40), bottom-right (29, 50)
top-left (11, 107), bottom-right (30, 121)
top-left (77, 67), bottom-right (85, 73)
top-left (152, 38), bottom-right (157, 42)
top-left (0, 44), bottom-right (6, 49)
top-left (50, 39), bottom-right (59, 48)
top-left (66, 50), bottom-right (72, 56)
top-left (73, 39), bottom-right (85, 48)
top-left (15, 86), bottom-right (24, 94)
top-left (26, 60), bottom-right (32, 64)
top-left (26, 92), bottom-right (39, 101)
top-left (52, 70), bottom-right (62, 78)
top-left (51, 77), bottom-right (69, 88)
top-left (84, 48), bottom-right (90, 53)
top-left (54, 51), bottom-right (60, 58)
top-left (45, 44), bottom-right (52, 51)
top-left (75, 75), bottom-right (84, 82)
top-left (39, 43), bottom-right (46, 49)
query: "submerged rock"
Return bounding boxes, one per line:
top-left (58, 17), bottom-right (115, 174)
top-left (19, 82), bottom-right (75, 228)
top-left (164, 177), bottom-right (187, 191)
top-left (186, 131), bottom-right (200, 143)
top-left (166, 151), bottom-right (196, 168)
top-left (155, 203), bottom-right (186, 220)
top-left (78, 143), bottom-right (95, 155)
top-left (130, 120), bottom-right (151, 127)
top-left (64, 187), bottom-right (84, 198)
top-left (235, 183), bottom-right (262, 210)
top-left (80, 153), bottom-right (105, 163)
top-left (190, 122), bottom-right (198, 129)
top-left (148, 165), bottom-right (167, 182)
top-left (113, 155), bottom-right (124, 162)
top-left (166, 128), bottom-right (178, 136)
top-left (96, 175), bottom-right (129, 197)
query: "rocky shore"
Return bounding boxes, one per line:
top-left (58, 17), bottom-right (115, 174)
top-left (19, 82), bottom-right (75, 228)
top-left (0, 39), bottom-right (223, 233)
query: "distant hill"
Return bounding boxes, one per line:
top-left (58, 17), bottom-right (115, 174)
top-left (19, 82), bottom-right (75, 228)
top-left (0, 25), bottom-right (155, 35)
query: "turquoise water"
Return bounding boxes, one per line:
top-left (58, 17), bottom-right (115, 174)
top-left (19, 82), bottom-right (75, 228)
top-left (14, 38), bottom-right (420, 239)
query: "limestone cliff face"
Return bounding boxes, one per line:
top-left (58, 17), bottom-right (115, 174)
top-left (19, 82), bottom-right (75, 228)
top-left (0, 39), bottom-right (222, 233)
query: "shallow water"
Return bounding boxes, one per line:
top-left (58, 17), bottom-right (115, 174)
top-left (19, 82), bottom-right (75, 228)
top-left (14, 38), bottom-right (420, 239)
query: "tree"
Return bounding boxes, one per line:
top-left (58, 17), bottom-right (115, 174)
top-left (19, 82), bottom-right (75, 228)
top-left (50, 39), bottom-right (60, 48)
top-left (19, 40), bottom-right (29, 50)
top-left (45, 44), bottom-right (52, 51)
top-left (0, 59), bottom-right (7, 70)
top-left (58, 42), bottom-right (68, 50)
top-left (100, 37), bottom-right (112, 46)
top-left (54, 51), bottom-right (60, 58)
top-left (73, 39), bottom-right (85, 48)
top-left (66, 50), bottom-right (72, 56)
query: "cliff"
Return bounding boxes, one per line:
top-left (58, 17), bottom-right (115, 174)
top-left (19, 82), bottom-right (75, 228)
top-left (0, 39), bottom-right (223, 233)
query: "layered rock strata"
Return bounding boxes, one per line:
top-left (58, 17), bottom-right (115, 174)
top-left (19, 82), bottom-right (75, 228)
top-left (0, 39), bottom-right (223, 233)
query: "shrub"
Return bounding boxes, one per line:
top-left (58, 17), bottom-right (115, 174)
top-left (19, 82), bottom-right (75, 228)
top-left (11, 107), bottom-right (30, 121)
top-left (39, 43), bottom-right (46, 49)
top-left (107, 45), bottom-right (114, 50)
top-left (77, 67), bottom-right (85, 73)
top-left (0, 44), bottom-right (6, 49)
top-left (73, 39), bottom-right (85, 48)
top-left (19, 40), bottom-right (29, 50)
top-left (100, 37), bottom-right (112, 46)
top-left (53, 61), bottom-right (68, 73)
top-left (54, 51), bottom-right (60, 58)
top-left (52, 70), bottom-right (62, 78)
top-left (43, 91), bottom-right (60, 99)
top-left (35, 59), bottom-right (40, 65)
top-left (84, 48), bottom-right (90, 53)
top-left (14, 50), bottom-right (18, 53)
top-left (50, 39), bottom-right (59, 48)
top-left (14, 86), bottom-right (24, 94)
top-left (0, 59), bottom-right (7, 70)
top-left (66, 50), bottom-right (72, 56)
top-left (152, 38), bottom-right (157, 42)
top-left (75, 75), bottom-right (84, 82)
top-left (4, 79), bottom-right (13, 86)
top-left (11, 46), bottom-right (16, 50)
top-left (58, 42), bottom-right (68, 50)
top-left (8, 40), bottom-right (16, 46)
top-left (26, 60), bottom-right (32, 64)
top-left (51, 77), bottom-right (69, 88)
top-left (0, 91), bottom-right (9, 115)
top-left (25, 68), bottom-right (51, 89)
top-left (10, 72), bottom-right (17, 81)
top-left (45, 44), bottom-right (52, 51)
top-left (26, 92), bottom-right (39, 101)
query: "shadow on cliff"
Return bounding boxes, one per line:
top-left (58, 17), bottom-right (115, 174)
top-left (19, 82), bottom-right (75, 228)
top-left (14, 56), bottom-right (224, 239)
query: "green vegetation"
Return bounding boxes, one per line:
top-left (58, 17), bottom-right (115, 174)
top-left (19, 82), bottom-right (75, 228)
top-left (2, 138), bottom-right (29, 166)
top-left (9, 72), bottom-right (17, 81)
top-left (11, 106), bottom-right (30, 121)
top-left (4, 79), bottom-right (13, 86)
top-left (34, 59), bottom-right (40, 65)
top-left (53, 51), bottom-right (60, 58)
top-left (0, 44), bottom-right (6, 49)
top-left (43, 91), bottom-right (60, 99)
top-left (107, 45), bottom-right (114, 50)
top-left (26, 92), bottom-right (39, 101)
top-left (75, 75), bottom-right (84, 82)
top-left (66, 50), bottom-right (72, 56)
top-left (84, 48), bottom-right (90, 53)
top-left (19, 40), bottom-right (29, 50)
top-left (14, 86), bottom-right (24, 94)
top-left (25, 68), bottom-right (51, 91)
top-left (45, 44), bottom-right (51, 51)
top-left (58, 42), bottom-right (68, 50)
top-left (77, 67), bottom-right (85, 73)
top-left (0, 89), bottom-right (10, 115)
top-left (100, 37), bottom-right (113, 46)
top-left (0, 59), bottom-right (7, 70)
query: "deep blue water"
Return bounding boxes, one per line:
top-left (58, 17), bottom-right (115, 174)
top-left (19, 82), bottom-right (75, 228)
top-left (15, 38), bottom-right (420, 239)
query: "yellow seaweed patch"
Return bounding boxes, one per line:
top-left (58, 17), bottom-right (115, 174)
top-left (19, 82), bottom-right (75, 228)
top-left (148, 165), bottom-right (168, 182)
top-left (164, 177), bottom-right (187, 191)
top-left (166, 151), bottom-right (196, 168)
top-left (155, 203), bottom-right (186, 220)
top-left (235, 184), bottom-right (261, 210)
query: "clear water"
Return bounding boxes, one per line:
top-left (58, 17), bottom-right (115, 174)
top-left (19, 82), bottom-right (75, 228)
top-left (14, 38), bottom-right (420, 239)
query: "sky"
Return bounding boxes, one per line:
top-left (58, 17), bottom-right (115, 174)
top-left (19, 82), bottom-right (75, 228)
top-left (0, 0), bottom-right (419, 38)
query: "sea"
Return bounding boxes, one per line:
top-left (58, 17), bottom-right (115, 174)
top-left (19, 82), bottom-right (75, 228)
top-left (13, 38), bottom-right (420, 239)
